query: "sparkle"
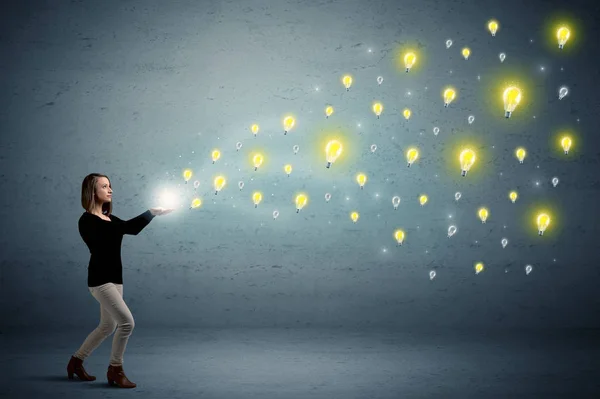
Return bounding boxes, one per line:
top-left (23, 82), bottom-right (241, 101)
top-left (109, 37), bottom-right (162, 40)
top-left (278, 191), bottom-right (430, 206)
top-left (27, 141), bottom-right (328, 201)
top-left (477, 75), bottom-right (481, 80)
top-left (540, 66), bottom-right (545, 71)
top-left (504, 225), bottom-right (507, 229)
top-left (536, 181), bottom-right (540, 186)
top-left (553, 258), bottom-right (556, 262)
top-left (530, 39), bottom-right (534, 43)
top-left (407, 91), bottom-right (412, 96)
top-left (382, 247), bottom-right (387, 253)
top-left (449, 215), bottom-right (452, 219)
top-left (315, 87), bottom-right (319, 91)
top-left (475, 240), bottom-right (478, 244)
top-left (500, 172), bottom-right (503, 176)
top-left (536, 165), bottom-right (540, 169)
top-left (346, 197), bottom-right (349, 201)
top-left (492, 145), bottom-right (495, 148)
top-left (368, 48), bottom-right (372, 53)
top-left (357, 123), bottom-right (361, 128)
top-left (375, 193), bottom-right (379, 197)
top-left (561, 67), bottom-right (564, 71)
top-left (425, 250), bottom-right (429, 254)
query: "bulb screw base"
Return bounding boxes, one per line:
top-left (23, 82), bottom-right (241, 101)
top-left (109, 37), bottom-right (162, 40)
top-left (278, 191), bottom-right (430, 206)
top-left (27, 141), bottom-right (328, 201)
top-left (461, 170), bottom-right (467, 177)
top-left (505, 111), bottom-right (511, 118)
top-left (326, 162), bottom-right (331, 168)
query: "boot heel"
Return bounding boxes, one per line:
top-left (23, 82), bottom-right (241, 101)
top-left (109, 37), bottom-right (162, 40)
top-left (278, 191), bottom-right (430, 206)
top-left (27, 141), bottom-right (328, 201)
top-left (68, 372), bottom-right (74, 380)
top-left (108, 379), bottom-right (115, 386)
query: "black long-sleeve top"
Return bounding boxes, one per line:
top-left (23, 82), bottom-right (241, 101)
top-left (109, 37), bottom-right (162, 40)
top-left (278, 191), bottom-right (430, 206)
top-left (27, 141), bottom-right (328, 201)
top-left (79, 210), bottom-right (155, 287)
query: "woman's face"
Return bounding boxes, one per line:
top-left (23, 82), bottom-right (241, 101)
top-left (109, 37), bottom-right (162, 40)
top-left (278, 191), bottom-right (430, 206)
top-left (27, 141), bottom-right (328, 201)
top-left (95, 177), bottom-right (112, 203)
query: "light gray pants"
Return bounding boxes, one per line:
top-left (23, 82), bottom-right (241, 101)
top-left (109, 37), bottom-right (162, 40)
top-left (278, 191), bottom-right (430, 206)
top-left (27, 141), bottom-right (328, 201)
top-left (73, 283), bottom-right (135, 366)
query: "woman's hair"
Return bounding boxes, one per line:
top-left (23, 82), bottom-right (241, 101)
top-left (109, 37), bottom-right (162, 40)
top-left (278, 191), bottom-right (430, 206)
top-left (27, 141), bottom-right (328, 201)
top-left (81, 173), bottom-right (113, 215)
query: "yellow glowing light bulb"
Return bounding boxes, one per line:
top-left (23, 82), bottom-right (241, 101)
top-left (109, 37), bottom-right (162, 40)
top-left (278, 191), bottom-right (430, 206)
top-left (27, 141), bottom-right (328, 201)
top-left (252, 153), bottom-right (264, 171)
top-left (462, 47), bottom-right (471, 60)
top-left (478, 207), bottom-right (489, 223)
top-left (295, 193), bottom-right (308, 213)
top-left (443, 88), bottom-right (456, 107)
top-left (394, 229), bottom-right (405, 246)
top-left (325, 140), bottom-right (343, 168)
top-left (350, 211), bottom-right (359, 223)
top-left (557, 26), bottom-right (570, 49)
top-left (536, 213), bottom-right (551, 236)
top-left (211, 149), bottom-right (221, 164)
top-left (190, 198), bottom-right (202, 209)
top-left (509, 191), bottom-right (518, 203)
top-left (419, 195), bottom-right (428, 206)
top-left (406, 147), bottom-right (419, 167)
top-left (373, 102), bottom-right (383, 118)
top-left (284, 164), bottom-right (292, 176)
top-left (459, 148), bottom-right (476, 176)
top-left (213, 175), bottom-right (226, 195)
top-left (503, 86), bottom-right (522, 118)
top-left (404, 52), bottom-right (416, 72)
top-left (283, 116), bottom-right (295, 134)
top-left (356, 173), bottom-right (367, 189)
top-left (475, 262), bottom-right (485, 274)
top-left (325, 106), bottom-right (334, 118)
top-left (561, 136), bottom-right (572, 154)
top-left (342, 75), bottom-right (353, 91)
top-left (251, 123), bottom-right (259, 136)
top-left (488, 19), bottom-right (499, 36)
top-left (515, 147), bottom-right (526, 164)
top-left (252, 191), bottom-right (262, 208)
top-left (183, 169), bottom-right (193, 183)
top-left (403, 108), bottom-right (411, 120)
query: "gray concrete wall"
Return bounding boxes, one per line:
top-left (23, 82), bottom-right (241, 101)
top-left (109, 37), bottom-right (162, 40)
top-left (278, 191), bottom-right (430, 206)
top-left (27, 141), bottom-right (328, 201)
top-left (1, 0), bottom-right (599, 330)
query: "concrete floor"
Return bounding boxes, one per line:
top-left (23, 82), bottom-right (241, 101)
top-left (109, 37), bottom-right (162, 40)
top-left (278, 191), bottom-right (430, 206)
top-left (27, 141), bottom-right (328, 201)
top-left (1, 327), bottom-right (599, 398)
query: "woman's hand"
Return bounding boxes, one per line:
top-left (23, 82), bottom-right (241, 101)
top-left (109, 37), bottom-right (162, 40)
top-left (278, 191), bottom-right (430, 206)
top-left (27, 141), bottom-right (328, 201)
top-left (149, 207), bottom-right (175, 216)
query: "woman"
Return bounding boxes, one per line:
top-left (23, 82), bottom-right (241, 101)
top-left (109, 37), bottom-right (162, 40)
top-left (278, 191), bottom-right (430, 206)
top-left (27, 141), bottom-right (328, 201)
top-left (67, 173), bottom-right (173, 388)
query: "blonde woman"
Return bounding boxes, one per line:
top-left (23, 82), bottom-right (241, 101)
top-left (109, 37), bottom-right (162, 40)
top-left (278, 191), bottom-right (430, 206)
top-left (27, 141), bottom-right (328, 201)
top-left (67, 173), bottom-right (173, 388)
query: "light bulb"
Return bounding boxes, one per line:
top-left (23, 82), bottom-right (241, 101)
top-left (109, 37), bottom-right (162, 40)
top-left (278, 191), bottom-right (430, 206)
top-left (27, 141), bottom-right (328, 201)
top-left (525, 264), bottom-right (533, 275)
top-left (342, 74), bottom-right (353, 91)
top-left (509, 191), bottom-right (518, 203)
top-left (468, 115), bottom-right (475, 124)
top-left (503, 86), bottom-right (522, 118)
top-left (394, 229), bottom-right (405, 246)
top-left (377, 76), bottom-right (384, 85)
top-left (404, 52), bottom-right (416, 72)
top-left (515, 147), bottom-right (526, 164)
top-left (478, 207), bottom-right (489, 223)
top-left (190, 198), bottom-right (202, 209)
top-left (488, 19), bottom-right (499, 36)
top-left (325, 106), bottom-right (334, 118)
top-left (406, 147), bottom-right (419, 167)
top-left (455, 192), bottom-right (461, 201)
top-left (429, 270), bottom-right (436, 280)
top-left (324, 193), bottom-right (331, 202)
top-left (214, 175), bottom-right (226, 195)
top-left (253, 153), bottom-right (264, 171)
top-left (293, 145), bottom-right (300, 154)
top-left (392, 196), bottom-right (401, 210)
top-left (273, 210), bottom-right (279, 219)
top-left (211, 149), bottom-right (221, 164)
top-left (557, 26), bottom-right (570, 49)
top-left (183, 169), bottom-right (193, 182)
top-left (433, 127), bottom-right (440, 135)
top-left (370, 144), bottom-right (377, 153)
top-left (459, 148), bottom-right (476, 176)
top-left (474, 262), bottom-right (484, 274)
top-left (295, 193), bottom-right (308, 213)
top-left (236, 141), bottom-right (243, 151)
top-left (552, 177), bottom-right (559, 187)
top-left (419, 195), bottom-right (428, 206)
top-left (446, 39), bottom-right (453, 49)
top-left (561, 136), bottom-right (572, 154)
top-left (283, 116), bottom-right (295, 135)
top-left (443, 88), bottom-right (456, 107)
top-left (462, 47), bottom-right (470, 60)
top-left (499, 52), bottom-right (506, 62)
top-left (448, 225), bottom-right (457, 238)
top-left (252, 191), bottom-right (262, 208)
top-left (350, 211), bottom-right (359, 223)
top-left (284, 164), bottom-right (292, 176)
top-left (238, 181), bottom-right (244, 190)
top-left (251, 124), bottom-right (259, 136)
top-left (558, 86), bottom-right (568, 100)
top-left (536, 213), bottom-right (551, 235)
top-left (325, 140), bottom-right (343, 168)
top-left (373, 102), bottom-right (383, 118)
top-left (403, 108), bottom-right (411, 120)
top-left (356, 173), bottom-right (367, 189)
top-left (501, 238), bottom-right (508, 248)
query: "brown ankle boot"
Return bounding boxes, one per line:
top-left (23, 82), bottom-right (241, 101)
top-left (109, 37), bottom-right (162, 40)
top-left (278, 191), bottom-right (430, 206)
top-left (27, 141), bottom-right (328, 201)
top-left (67, 355), bottom-right (96, 381)
top-left (107, 364), bottom-right (136, 388)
